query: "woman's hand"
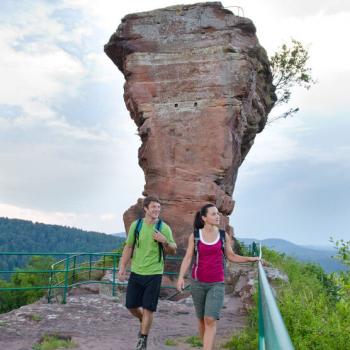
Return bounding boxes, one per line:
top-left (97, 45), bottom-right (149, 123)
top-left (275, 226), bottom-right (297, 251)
top-left (176, 276), bottom-right (185, 292)
top-left (250, 256), bottom-right (260, 263)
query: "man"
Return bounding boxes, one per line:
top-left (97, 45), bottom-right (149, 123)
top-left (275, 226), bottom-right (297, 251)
top-left (118, 196), bottom-right (177, 350)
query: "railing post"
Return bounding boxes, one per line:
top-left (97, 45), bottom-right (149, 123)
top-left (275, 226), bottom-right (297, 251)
top-left (63, 254), bottom-right (70, 304)
top-left (89, 254), bottom-right (92, 280)
top-left (72, 255), bottom-right (77, 285)
top-left (252, 242), bottom-right (258, 256)
top-left (112, 253), bottom-right (117, 297)
top-left (48, 266), bottom-right (53, 303)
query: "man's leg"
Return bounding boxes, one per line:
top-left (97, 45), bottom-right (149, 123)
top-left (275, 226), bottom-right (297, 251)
top-left (128, 307), bottom-right (143, 322)
top-left (125, 273), bottom-right (144, 328)
top-left (140, 308), bottom-right (153, 335)
top-left (139, 274), bottom-right (162, 340)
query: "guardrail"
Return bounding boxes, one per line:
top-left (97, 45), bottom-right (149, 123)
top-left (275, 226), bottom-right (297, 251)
top-left (0, 252), bottom-right (182, 305)
top-left (255, 244), bottom-right (295, 350)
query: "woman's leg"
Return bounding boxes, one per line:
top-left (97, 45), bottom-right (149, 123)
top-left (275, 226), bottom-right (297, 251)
top-left (203, 316), bottom-right (217, 350)
top-left (202, 283), bottom-right (224, 350)
top-left (191, 280), bottom-right (207, 342)
top-left (198, 318), bottom-right (205, 342)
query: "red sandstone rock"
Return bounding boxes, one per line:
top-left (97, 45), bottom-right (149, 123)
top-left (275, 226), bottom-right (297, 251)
top-left (104, 2), bottom-right (276, 248)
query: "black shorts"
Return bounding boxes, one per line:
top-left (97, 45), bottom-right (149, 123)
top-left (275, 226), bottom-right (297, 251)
top-left (125, 272), bottom-right (162, 312)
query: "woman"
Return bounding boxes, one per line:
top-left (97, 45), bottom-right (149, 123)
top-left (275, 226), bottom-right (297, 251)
top-left (176, 204), bottom-right (260, 350)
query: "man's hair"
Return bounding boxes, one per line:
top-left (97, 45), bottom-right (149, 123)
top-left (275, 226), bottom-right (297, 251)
top-left (143, 196), bottom-right (160, 209)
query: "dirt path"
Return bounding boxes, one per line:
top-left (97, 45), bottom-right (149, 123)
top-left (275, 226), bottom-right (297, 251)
top-left (0, 291), bottom-right (247, 350)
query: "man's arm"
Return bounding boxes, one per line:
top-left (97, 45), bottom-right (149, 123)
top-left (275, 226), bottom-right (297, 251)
top-left (153, 230), bottom-right (177, 255)
top-left (118, 244), bottom-right (133, 281)
top-left (162, 241), bottom-right (177, 255)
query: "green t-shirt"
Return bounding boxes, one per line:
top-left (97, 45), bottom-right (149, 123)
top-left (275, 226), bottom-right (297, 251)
top-left (125, 219), bottom-right (176, 275)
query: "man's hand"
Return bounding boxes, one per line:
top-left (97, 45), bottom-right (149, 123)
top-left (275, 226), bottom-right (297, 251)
top-left (153, 230), bottom-right (167, 244)
top-left (118, 269), bottom-right (127, 282)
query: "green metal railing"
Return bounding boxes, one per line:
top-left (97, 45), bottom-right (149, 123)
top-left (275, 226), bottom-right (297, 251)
top-left (254, 244), bottom-right (295, 350)
top-left (47, 252), bottom-right (122, 304)
top-left (0, 252), bottom-right (182, 304)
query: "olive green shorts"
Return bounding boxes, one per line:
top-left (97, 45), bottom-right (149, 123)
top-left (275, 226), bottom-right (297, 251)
top-left (190, 279), bottom-right (225, 320)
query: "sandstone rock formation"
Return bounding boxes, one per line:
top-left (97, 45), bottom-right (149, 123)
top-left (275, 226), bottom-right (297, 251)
top-left (104, 2), bottom-right (276, 248)
top-left (225, 262), bottom-right (289, 310)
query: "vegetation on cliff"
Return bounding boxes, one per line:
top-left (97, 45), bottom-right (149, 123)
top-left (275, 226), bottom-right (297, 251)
top-left (225, 240), bottom-right (350, 350)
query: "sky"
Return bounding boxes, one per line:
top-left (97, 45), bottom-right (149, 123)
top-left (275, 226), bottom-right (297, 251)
top-left (0, 0), bottom-right (349, 246)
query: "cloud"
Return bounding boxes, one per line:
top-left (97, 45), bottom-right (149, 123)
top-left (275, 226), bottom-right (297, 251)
top-left (100, 213), bottom-right (117, 222)
top-left (240, 0), bottom-right (350, 20)
top-left (0, 4), bottom-right (86, 103)
top-left (1, 0), bottom-right (349, 239)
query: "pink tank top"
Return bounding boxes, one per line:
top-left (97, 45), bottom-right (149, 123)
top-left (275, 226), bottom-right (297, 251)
top-left (191, 230), bottom-right (225, 283)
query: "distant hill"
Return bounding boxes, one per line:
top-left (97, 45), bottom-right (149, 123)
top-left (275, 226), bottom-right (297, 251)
top-left (111, 232), bottom-right (126, 238)
top-left (0, 217), bottom-right (125, 273)
top-left (239, 238), bottom-right (347, 273)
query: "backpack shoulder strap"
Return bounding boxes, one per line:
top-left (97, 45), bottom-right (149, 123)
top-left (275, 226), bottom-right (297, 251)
top-left (192, 228), bottom-right (201, 279)
top-left (156, 219), bottom-right (164, 263)
top-left (193, 228), bottom-right (200, 254)
top-left (156, 219), bottom-right (163, 231)
top-left (219, 229), bottom-right (226, 258)
top-left (134, 218), bottom-right (143, 241)
top-left (131, 219), bottom-right (143, 257)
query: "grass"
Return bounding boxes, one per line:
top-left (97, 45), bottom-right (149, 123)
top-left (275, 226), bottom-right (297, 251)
top-left (30, 314), bottom-right (43, 322)
top-left (32, 334), bottom-right (77, 350)
top-left (164, 338), bottom-right (178, 346)
top-left (185, 335), bottom-right (203, 348)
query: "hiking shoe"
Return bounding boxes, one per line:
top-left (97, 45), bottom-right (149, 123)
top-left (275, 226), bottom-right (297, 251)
top-left (135, 335), bottom-right (147, 350)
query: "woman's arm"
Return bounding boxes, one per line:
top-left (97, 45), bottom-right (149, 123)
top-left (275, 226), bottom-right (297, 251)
top-left (224, 233), bottom-right (260, 263)
top-left (176, 233), bottom-right (195, 291)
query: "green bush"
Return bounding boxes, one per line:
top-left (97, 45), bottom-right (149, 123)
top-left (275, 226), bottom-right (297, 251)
top-left (0, 256), bottom-right (54, 313)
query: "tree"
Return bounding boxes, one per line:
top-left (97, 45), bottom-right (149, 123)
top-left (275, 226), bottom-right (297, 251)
top-left (329, 238), bottom-right (350, 303)
top-left (331, 238), bottom-right (350, 267)
top-left (268, 39), bottom-right (316, 124)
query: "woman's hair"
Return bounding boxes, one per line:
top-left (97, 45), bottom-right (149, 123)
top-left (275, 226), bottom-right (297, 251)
top-left (193, 203), bottom-right (216, 230)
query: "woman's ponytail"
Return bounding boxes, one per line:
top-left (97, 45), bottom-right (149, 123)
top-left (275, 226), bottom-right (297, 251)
top-left (194, 211), bottom-right (204, 230)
